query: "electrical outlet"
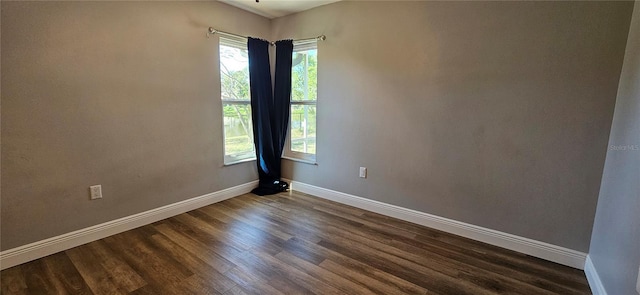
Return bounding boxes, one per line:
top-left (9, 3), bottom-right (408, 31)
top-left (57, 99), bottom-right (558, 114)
top-left (359, 167), bottom-right (367, 178)
top-left (90, 185), bottom-right (102, 200)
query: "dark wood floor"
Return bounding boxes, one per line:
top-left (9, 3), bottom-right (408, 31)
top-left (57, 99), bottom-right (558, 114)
top-left (1, 191), bottom-right (591, 295)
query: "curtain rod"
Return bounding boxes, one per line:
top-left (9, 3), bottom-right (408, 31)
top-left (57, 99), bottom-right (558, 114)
top-left (207, 27), bottom-right (326, 46)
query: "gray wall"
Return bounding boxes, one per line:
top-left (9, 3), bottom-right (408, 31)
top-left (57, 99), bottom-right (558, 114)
top-left (2, 0), bottom-right (636, 259)
top-left (273, 1), bottom-right (633, 252)
top-left (589, 2), bottom-right (640, 294)
top-left (1, 1), bottom-right (268, 250)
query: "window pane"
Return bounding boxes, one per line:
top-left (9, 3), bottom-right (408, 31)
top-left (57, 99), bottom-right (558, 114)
top-left (223, 103), bottom-right (255, 162)
top-left (291, 49), bottom-right (317, 102)
top-left (290, 105), bottom-right (316, 154)
top-left (288, 45), bottom-right (318, 159)
top-left (220, 37), bottom-right (254, 164)
top-left (220, 44), bottom-right (250, 101)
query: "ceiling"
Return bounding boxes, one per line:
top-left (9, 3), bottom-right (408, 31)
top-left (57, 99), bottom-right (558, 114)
top-left (219, 0), bottom-right (341, 19)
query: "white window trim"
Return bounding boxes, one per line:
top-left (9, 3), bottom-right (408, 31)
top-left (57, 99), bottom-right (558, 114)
top-left (219, 36), bottom-right (256, 165)
top-left (223, 157), bottom-right (255, 166)
top-left (283, 42), bottom-right (317, 163)
top-left (282, 155), bottom-right (317, 165)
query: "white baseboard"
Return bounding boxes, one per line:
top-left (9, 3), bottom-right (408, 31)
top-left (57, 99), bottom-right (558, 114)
top-left (0, 180), bottom-right (258, 270)
top-left (2, 178), bottom-right (589, 273)
top-left (288, 180), bottom-right (587, 270)
top-left (584, 255), bottom-right (607, 295)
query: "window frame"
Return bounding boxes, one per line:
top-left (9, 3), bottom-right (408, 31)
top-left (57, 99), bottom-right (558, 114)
top-left (283, 41), bottom-right (318, 164)
top-left (219, 36), bottom-right (256, 165)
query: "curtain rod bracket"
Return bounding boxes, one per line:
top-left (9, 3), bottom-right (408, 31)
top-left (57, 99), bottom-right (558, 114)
top-left (207, 27), bottom-right (216, 38)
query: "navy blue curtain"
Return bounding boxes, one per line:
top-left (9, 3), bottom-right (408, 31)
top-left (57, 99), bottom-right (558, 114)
top-left (272, 40), bottom-right (294, 177)
top-left (248, 38), bottom-right (294, 196)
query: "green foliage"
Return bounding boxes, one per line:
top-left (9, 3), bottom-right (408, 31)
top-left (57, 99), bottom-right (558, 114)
top-left (291, 50), bottom-right (317, 101)
top-left (289, 49), bottom-right (318, 154)
top-left (221, 69), bottom-right (250, 101)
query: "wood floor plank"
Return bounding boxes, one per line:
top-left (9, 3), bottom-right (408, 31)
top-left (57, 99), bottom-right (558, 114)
top-left (179, 274), bottom-right (224, 295)
top-left (66, 245), bottom-right (126, 295)
top-left (388, 235), bottom-right (589, 294)
top-left (319, 224), bottom-right (560, 294)
top-left (245, 250), bottom-right (344, 295)
top-left (221, 246), bottom-right (318, 295)
top-left (280, 199), bottom-right (573, 294)
top-left (274, 250), bottom-right (375, 294)
top-left (359, 209), bottom-right (588, 288)
top-left (267, 192), bottom-right (590, 294)
top-left (199, 204), bottom-right (294, 241)
top-left (173, 213), bottom-right (254, 251)
top-left (262, 193), bottom-right (366, 230)
top-left (317, 236), bottom-right (496, 295)
top-left (245, 198), bottom-right (510, 292)
top-left (292, 191), bottom-right (368, 217)
top-left (84, 240), bottom-right (147, 293)
top-left (20, 259), bottom-right (59, 295)
top-left (0, 192), bottom-right (592, 295)
top-left (128, 284), bottom-right (163, 295)
top-left (40, 252), bottom-right (94, 295)
top-left (188, 209), bottom-right (286, 256)
top-left (220, 197), bottom-right (325, 243)
top-left (223, 266), bottom-right (287, 295)
top-left (318, 258), bottom-right (425, 295)
top-left (0, 265), bottom-right (30, 295)
top-left (147, 233), bottom-right (236, 294)
top-left (282, 237), bottom-right (430, 295)
top-left (284, 191), bottom-right (589, 293)
top-left (279, 238), bottom-right (326, 266)
top-left (160, 216), bottom-right (244, 258)
top-left (272, 205), bottom-right (524, 294)
top-left (220, 199), bottom-right (302, 240)
top-left (102, 229), bottom-right (192, 295)
top-left (222, 285), bottom-right (250, 295)
top-left (152, 221), bottom-right (240, 271)
top-left (272, 192), bottom-right (419, 240)
top-left (414, 231), bottom-right (590, 288)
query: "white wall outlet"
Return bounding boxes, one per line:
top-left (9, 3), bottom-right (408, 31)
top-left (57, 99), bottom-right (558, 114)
top-left (90, 185), bottom-right (102, 200)
top-left (359, 167), bottom-right (367, 178)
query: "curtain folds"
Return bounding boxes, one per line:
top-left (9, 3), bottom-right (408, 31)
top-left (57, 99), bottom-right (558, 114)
top-left (248, 38), bottom-right (294, 196)
top-left (272, 40), bottom-right (294, 176)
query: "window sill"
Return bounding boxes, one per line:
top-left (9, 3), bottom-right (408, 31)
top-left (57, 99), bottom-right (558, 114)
top-left (282, 156), bottom-right (317, 165)
top-left (224, 158), bottom-right (256, 166)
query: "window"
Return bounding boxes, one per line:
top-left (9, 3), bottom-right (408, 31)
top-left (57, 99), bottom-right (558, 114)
top-left (220, 37), bottom-right (255, 164)
top-left (285, 42), bottom-right (318, 162)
